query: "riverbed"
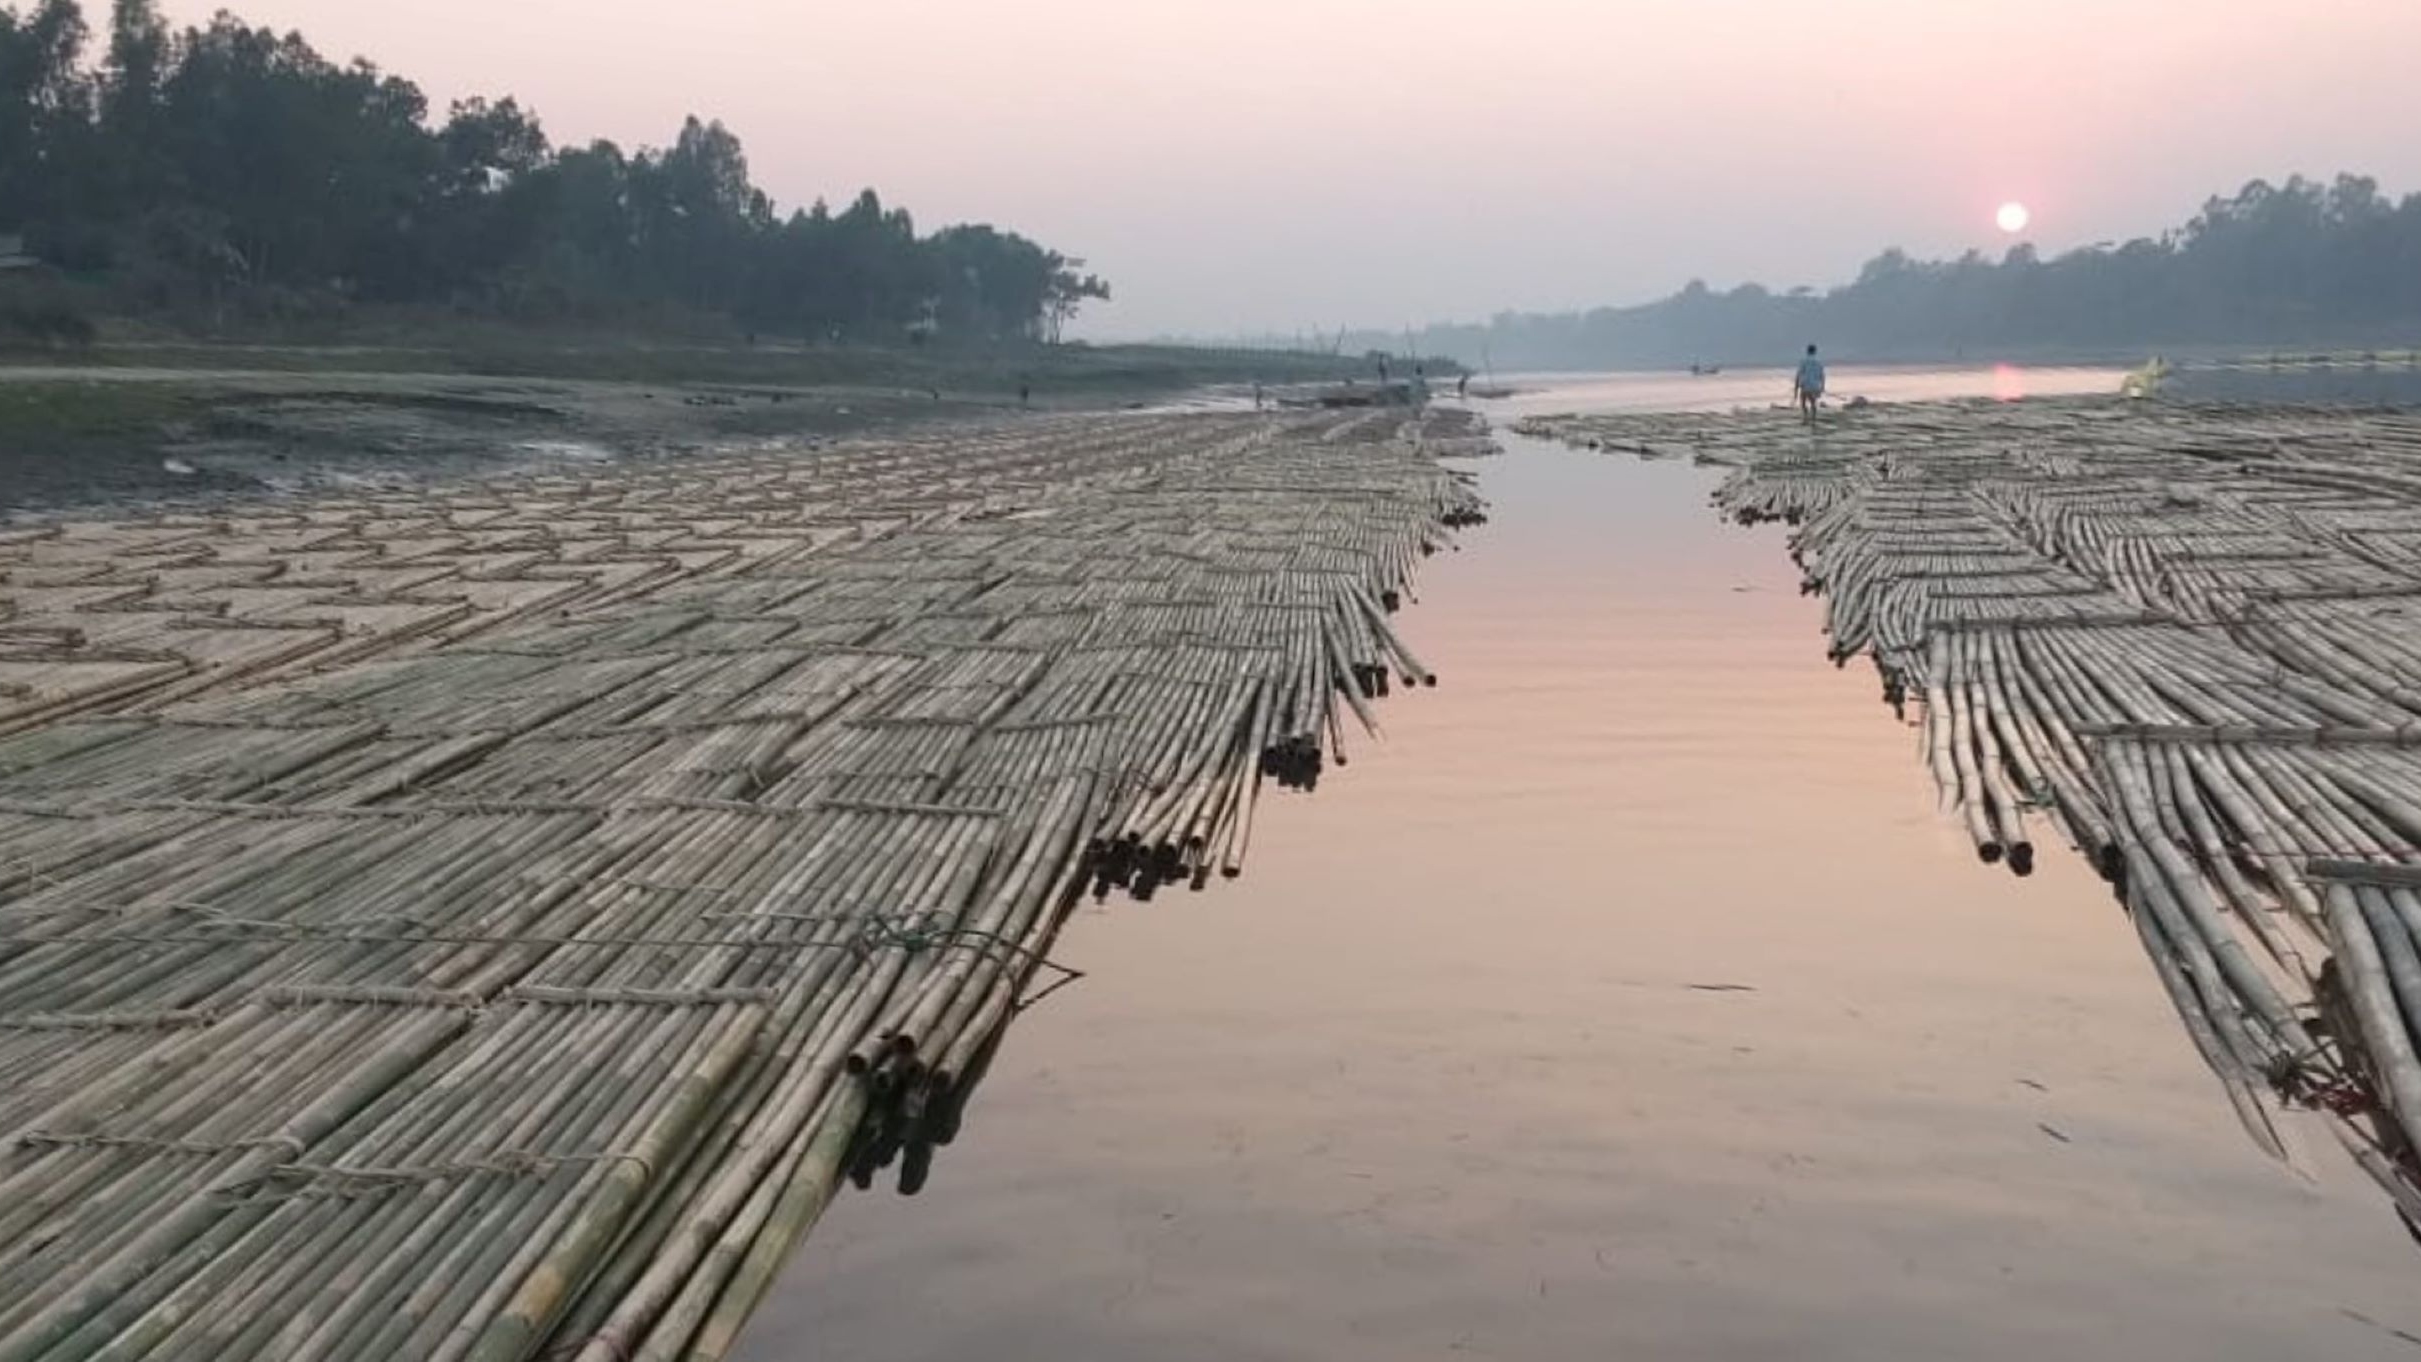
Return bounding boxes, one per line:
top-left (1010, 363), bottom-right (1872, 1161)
top-left (737, 367), bottom-right (2421, 1361)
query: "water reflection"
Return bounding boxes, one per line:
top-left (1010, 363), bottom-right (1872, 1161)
top-left (736, 370), bottom-right (2420, 1362)
top-left (1483, 363), bottom-right (2123, 418)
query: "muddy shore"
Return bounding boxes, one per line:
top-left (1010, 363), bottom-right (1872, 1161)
top-left (0, 368), bottom-right (1064, 515)
top-left (0, 339), bottom-right (1372, 516)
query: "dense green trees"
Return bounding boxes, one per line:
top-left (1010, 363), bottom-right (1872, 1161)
top-left (0, 0), bottom-right (1107, 340)
top-left (1381, 175), bottom-right (2421, 369)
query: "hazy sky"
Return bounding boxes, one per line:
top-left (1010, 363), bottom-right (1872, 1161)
top-left (163, 0), bottom-right (2421, 338)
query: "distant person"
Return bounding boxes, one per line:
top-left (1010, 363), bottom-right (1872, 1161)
top-left (1018, 382), bottom-right (1031, 408)
top-left (1792, 344), bottom-right (1826, 422)
top-left (1456, 372), bottom-right (1469, 399)
top-left (1377, 355), bottom-right (1390, 383)
top-left (1252, 381), bottom-right (1266, 410)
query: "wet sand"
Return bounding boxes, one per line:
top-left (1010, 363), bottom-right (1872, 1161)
top-left (737, 369), bottom-right (2421, 1361)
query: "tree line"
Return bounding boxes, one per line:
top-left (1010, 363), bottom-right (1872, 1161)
top-left (1360, 175), bottom-right (2421, 370)
top-left (0, 0), bottom-right (1109, 341)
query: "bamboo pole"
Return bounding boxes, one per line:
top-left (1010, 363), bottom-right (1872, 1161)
top-left (0, 403), bottom-right (1488, 1359)
top-left (1532, 396), bottom-right (2421, 1217)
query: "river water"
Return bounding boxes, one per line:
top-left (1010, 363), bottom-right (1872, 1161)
top-left (737, 367), bottom-right (2421, 1361)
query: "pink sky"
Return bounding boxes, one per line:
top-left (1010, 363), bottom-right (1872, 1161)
top-left (163, 0), bottom-right (2421, 337)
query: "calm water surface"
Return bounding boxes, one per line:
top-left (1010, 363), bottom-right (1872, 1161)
top-left (738, 367), bottom-right (2421, 1361)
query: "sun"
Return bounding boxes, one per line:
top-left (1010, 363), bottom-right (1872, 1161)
top-left (1996, 201), bottom-right (2031, 234)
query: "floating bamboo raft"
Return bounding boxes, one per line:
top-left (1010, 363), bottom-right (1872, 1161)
top-left (0, 405), bottom-right (1490, 1361)
top-left (1527, 396), bottom-right (2421, 1226)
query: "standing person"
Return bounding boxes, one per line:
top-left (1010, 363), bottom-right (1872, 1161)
top-left (1456, 372), bottom-right (1469, 400)
top-left (1792, 344), bottom-right (1826, 422)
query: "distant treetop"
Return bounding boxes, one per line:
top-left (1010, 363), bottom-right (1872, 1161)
top-left (1352, 174), bottom-right (2421, 367)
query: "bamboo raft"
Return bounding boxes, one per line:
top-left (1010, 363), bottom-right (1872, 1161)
top-left (0, 406), bottom-right (1490, 1361)
top-left (1527, 396), bottom-right (2421, 1227)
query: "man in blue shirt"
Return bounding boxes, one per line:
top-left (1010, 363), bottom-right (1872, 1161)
top-left (1792, 344), bottom-right (1826, 421)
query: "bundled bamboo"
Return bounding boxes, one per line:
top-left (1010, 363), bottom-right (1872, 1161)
top-left (0, 405), bottom-right (1491, 1361)
top-left (1532, 396), bottom-right (2421, 1229)
top-left (0, 411), bottom-right (1418, 733)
